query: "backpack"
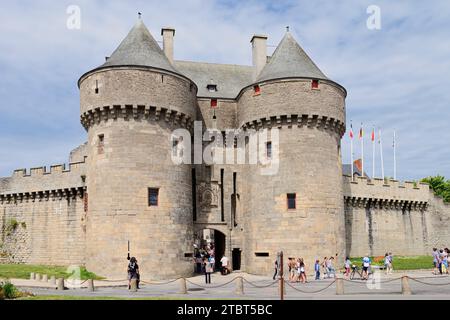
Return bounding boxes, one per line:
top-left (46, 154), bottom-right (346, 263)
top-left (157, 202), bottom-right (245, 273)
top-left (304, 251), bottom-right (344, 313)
top-left (128, 262), bottom-right (137, 273)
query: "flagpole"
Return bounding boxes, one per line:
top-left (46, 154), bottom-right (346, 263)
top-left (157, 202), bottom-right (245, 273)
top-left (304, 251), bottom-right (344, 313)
top-left (361, 124), bottom-right (364, 178)
top-left (350, 122), bottom-right (354, 181)
top-left (393, 130), bottom-right (397, 180)
top-left (372, 127), bottom-right (375, 179)
top-left (379, 129), bottom-right (385, 179)
top-left (351, 135), bottom-right (354, 182)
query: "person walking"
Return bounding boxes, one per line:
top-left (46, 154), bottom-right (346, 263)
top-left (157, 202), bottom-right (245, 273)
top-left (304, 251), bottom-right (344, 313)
top-left (344, 257), bottom-right (351, 279)
top-left (204, 256), bottom-right (213, 284)
top-left (127, 257), bottom-right (140, 290)
top-left (327, 257), bottom-right (336, 279)
top-left (322, 257), bottom-right (329, 279)
top-left (432, 248), bottom-right (440, 275)
top-left (272, 258), bottom-right (279, 280)
top-left (314, 260), bottom-right (321, 280)
top-left (299, 258), bottom-right (307, 283)
top-left (195, 252), bottom-right (203, 274)
top-left (388, 252), bottom-right (394, 273)
top-left (384, 253), bottom-right (391, 275)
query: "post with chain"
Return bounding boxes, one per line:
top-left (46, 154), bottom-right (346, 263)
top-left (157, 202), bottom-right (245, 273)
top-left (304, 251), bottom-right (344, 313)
top-left (179, 278), bottom-right (188, 294)
top-left (401, 276), bottom-right (412, 295)
top-left (279, 251), bottom-right (284, 301)
top-left (235, 277), bottom-right (244, 295)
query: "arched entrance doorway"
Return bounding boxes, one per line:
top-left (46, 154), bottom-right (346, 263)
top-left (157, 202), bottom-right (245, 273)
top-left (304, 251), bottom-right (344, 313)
top-left (194, 228), bottom-right (226, 272)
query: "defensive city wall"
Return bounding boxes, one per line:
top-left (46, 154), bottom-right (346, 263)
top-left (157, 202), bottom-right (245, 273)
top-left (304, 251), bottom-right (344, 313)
top-left (0, 157), bottom-right (87, 266)
top-left (344, 175), bottom-right (450, 258)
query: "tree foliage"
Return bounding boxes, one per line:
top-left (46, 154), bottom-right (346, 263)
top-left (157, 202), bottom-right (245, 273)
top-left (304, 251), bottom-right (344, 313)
top-left (421, 176), bottom-right (450, 203)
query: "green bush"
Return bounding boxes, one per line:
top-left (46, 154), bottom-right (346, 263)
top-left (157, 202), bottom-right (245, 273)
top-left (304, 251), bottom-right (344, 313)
top-left (6, 219), bottom-right (19, 236)
top-left (0, 281), bottom-right (18, 299)
top-left (21, 222), bottom-right (27, 229)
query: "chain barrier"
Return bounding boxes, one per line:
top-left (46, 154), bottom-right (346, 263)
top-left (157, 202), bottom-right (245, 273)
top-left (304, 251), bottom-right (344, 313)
top-left (242, 278), bottom-right (278, 288)
top-left (408, 277), bottom-right (450, 286)
top-left (140, 278), bottom-right (183, 286)
top-left (185, 277), bottom-right (239, 289)
top-left (284, 279), bottom-right (336, 294)
top-left (65, 279), bottom-right (89, 286)
top-left (342, 277), bottom-right (403, 284)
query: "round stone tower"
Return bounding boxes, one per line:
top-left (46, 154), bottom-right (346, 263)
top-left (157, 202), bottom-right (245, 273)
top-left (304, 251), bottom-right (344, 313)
top-left (78, 19), bottom-right (197, 279)
top-left (238, 31), bottom-right (347, 274)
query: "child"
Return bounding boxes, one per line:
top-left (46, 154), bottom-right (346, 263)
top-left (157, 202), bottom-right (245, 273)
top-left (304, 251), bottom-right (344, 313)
top-left (314, 260), bottom-right (321, 280)
top-left (344, 257), bottom-right (351, 278)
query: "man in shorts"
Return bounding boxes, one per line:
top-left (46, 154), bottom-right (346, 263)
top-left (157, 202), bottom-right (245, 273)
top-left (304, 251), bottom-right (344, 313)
top-left (362, 255), bottom-right (371, 280)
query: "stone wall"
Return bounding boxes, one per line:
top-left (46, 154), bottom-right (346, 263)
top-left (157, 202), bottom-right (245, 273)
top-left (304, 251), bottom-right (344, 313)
top-left (0, 158), bottom-right (87, 266)
top-left (343, 175), bottom-right (450, 257)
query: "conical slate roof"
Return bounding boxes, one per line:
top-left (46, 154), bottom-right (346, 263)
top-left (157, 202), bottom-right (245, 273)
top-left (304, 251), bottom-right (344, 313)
top-left (257, 31), bottom-right (328, 82)
top-left (100, 19), bottom-right (179, 74)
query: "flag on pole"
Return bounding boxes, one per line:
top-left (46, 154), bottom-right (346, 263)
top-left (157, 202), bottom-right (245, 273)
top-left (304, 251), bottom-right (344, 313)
top-left (360, 123), bottom-right (364, 177)
top-left (350, 124), bottom-right (354, 139)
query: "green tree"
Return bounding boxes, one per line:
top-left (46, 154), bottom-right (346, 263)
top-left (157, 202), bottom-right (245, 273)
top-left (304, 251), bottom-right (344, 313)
top-left (421, 175), bottom-right (450, 203)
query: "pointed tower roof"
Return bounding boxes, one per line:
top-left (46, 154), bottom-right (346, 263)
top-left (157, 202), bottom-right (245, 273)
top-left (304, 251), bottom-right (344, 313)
top-left (100, 19), bottom-right (179, 74)
top-left (257, 31), bottom-right (328, 83)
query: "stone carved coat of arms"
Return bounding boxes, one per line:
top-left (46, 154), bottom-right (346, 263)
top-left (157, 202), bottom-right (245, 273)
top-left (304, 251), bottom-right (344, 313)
top-left (197, 182), bottom-right (220, 212)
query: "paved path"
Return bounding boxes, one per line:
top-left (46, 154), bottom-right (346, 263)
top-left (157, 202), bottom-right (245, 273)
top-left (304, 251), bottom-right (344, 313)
top-left (6, 270), bottom-right (450, 300)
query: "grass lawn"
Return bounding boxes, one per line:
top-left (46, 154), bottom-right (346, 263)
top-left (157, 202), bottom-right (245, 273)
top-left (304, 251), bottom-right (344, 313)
top-left (0, 264), bottom-right (104, 280)
top-left (349, 255), bottom-right (433, 270)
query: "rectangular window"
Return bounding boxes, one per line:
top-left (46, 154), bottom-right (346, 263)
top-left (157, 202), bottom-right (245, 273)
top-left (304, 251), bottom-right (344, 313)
top-left (312, 80), bottom-right (319, 89)
top-left (287, 193), bottom-right (296, 210)
top-left (255, 252), bottom-right (270, 257)
top-left (148, 188), bottom-right (159, 207)
top-left (266, 141), bottom-right (272, 159)
top-left (172, 139), bottom-right (179, 157)
top-left (97, 134), bottom-right (105, 155)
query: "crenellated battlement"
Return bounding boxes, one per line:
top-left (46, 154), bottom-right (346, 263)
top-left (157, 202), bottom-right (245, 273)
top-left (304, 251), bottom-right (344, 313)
top-left (80, 105), bottom-right (194, 131)
top-left (1, 157), bottom-right (87, 196)
top-left (240, 113), bottom-right (346, 137)
top-left (11, 157), bottom-right (88, 178)
top-left (343, 175), bottom-right (430, 210)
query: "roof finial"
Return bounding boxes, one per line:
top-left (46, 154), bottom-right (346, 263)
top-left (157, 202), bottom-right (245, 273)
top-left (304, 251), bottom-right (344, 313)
top-left (138, 12), bottom-right (142, 19)
top-left (286, 26), bottom-right (290, 33)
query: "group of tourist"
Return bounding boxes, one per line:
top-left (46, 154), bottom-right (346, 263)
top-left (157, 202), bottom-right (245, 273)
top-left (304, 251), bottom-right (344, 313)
top-left (193, 244), bottom-right (230, 284)
top-left (281, 255), bottom-right (339, 283)
top-left (432, 247), bottom-right (449, 275)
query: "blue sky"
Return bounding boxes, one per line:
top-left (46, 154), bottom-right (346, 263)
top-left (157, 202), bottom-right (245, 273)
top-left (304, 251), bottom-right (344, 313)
top-left (0, 0), bottom-right (449, 181)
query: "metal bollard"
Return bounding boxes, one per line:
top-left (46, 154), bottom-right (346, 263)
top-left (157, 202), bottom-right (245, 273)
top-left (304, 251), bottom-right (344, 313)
top-left (57, 278), bottom-right (65, 290)
top-left (130, 279), bottom-right (138, 292)
top-left (278, 279), bottom-right (286, 299)
top-left (401, 276), bottom-right (412, 295)
top-left (88, 279), bottom-right (95, 292)
top-left (235, 277), bottom-right (244, 295)
top-left (35, 273), bottom-right (41, 281)
top-left (49, 276), bottom-right (56, 285)
top-left (179, 278), bottom-right (188, 294)
top-left (42, 274), bottom-right (48, 282)
top-left (30, 272), bottom-right (35, 280)
top-left (336, 277), bottom-right (345, 295)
